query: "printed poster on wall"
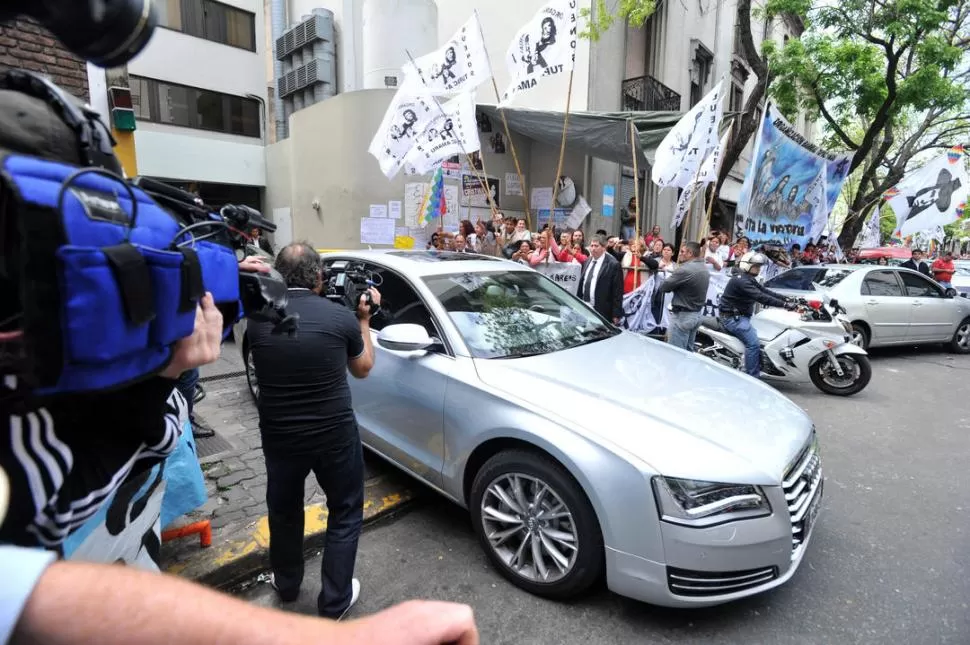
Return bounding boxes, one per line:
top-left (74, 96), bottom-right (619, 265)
top-left (461, 174), bottom-right (500, 208)
top-left (505, 172), bottom-right (523, 196)
top-left (737, 104), bottom-right (851, 248)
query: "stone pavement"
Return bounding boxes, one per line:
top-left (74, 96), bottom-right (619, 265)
top-left (160, 344), bottom-right (416, 589)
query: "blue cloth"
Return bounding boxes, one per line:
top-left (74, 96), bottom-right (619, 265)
top-left (723, 315), bottom-right (761, 377)
top-left (668, 310), bottom-right (702, 351)
top-left (160, 420), bottom-right (207, 529)
top-left (0, 545), bottom-right (56, 643)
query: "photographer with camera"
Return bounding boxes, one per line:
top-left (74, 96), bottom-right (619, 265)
top-left (247, 243), bottom-right (380, 620)
top-left (0, 2), bottom-right (478, 644)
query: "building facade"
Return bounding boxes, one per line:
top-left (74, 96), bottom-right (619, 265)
top-left (261, 0), bottom-right (814, 248)
top-left (88, 0), bottom-right (270, 209)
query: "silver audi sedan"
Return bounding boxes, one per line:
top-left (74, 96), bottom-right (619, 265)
top-left (764, 264), bottom-right (970, 352)
top-left (240, 250), bottom-right (822, 607)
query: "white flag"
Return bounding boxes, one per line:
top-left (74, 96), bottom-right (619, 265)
top-left (670, 129), bottom-right (728, 227)
top-left (498, 0), bottom-right (578, 107)
top-left (805, 170), bottom-right (829, 242)
top-left (402, 14), bottom-right (491, 96)
top-left (403, 92), bottom-right (481, 176)
top-left (368, 87), bottom-right (437, 179)
top-left (887, 148), bottom-right (968, 237)
top-left (857, 210), bottom-right (882, 249)
top-left (651, 80), bottom-right (725, 189)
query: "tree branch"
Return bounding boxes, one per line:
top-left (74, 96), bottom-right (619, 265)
top-left (811, 79), bottom-right (859, 149)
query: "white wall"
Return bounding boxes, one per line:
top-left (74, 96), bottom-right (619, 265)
top-left (134, 122), bottom-right (266, 185)
top-left (128, 0), bottom-right (267, 185)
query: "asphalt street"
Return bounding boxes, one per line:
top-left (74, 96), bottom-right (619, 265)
top-left (241, 346), bottom-right (970, 644)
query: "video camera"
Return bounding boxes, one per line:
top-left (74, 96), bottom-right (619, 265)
top-left (324, 260), bottom-right (382, 315)
top-left (131, 177), bottom-right (297, 335)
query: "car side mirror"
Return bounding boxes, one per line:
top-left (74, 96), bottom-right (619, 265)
top-left (945, 287), bottom-right (958, 298)
top-left (377, 323), bottom-right (437, 352)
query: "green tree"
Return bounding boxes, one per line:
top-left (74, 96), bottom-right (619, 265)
top-left (753, 0), bottom-right (970, 248)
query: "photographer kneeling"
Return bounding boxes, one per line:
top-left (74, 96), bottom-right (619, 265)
top-left (247, 243), bottom-right (379, 619)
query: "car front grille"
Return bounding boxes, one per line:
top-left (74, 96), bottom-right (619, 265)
top-left (783, 438), bottom-right (823, 557)
top-left (667, 566), bottom-right (778, 597)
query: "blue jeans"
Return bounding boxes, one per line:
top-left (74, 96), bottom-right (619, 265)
top-left (264, 424), bottom-right (364, 618)
top-left (668, 310), bottom-right (702, 351)
top-left (939, 281), bottom-right (953, 289)
top-left (176, 368), bottom-right (199, 418)
top-left (722, 315), bottom-right (761, 377)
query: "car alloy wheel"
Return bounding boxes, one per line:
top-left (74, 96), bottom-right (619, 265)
top-left (469, 450), bottom-right (602, 599)
top-left (949, 319), bottom-right (970, 354)
top-left (480, 473), bottom-right (579, 583)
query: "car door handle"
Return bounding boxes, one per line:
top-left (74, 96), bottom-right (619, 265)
top-left (912, 301), bottom-right (923, 307)
top-left (866, 300), bottom-right (878, 305)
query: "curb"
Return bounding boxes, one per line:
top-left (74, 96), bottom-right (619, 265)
top-left (164, 475), bottom-right (417, 591)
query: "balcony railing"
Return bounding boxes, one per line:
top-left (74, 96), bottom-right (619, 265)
top-left (621, 75), bottom-right (681, 112)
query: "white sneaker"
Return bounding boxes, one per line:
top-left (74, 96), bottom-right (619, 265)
top-left (337, 579), bottom-right (361, 621)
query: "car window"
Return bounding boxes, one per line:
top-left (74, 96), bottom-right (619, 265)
top-left (954, 262), bottom-right (970, 276)
top-left (422, 270), bottom-right (619, 359)
top-left (861, 270), bottom-right (904, 297)
top-left (765, 268), bottom-right (853, 290)
top-left (363, 263), bottom-right (439, 340)
top-left (899, 271), bottom-right (944, 298)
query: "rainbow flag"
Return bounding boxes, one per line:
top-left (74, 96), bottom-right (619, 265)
top-left (419, 166), bottom-right (446, 226)
top-left (882, 186), bottom-right (900, 199)
top-left (948, 145), bottom-right (964, 164)
top-left (957, 201), bottom-right (967, 219)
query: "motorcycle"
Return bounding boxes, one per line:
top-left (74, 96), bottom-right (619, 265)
top-left (695, 294), bottom-right (872, 396)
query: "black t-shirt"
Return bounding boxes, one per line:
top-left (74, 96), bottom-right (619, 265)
top-left (247, 290), bottom-right (364, 452)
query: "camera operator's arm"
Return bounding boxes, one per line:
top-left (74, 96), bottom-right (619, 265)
top-left (348, 287), bottom-right (381, 379)
top-left (10, 554), bottom-right (479, 645)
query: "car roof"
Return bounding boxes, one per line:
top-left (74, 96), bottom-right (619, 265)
top-left (319, 249), bottom-right (533, 277)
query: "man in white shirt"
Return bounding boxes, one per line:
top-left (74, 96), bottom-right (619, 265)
top-left (579, 236), bottom-right (624, 323)
top-left (705, 237), bottom-right (724, 272)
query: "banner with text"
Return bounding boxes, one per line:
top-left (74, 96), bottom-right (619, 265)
top-left (533, 261), bottom-right (582, 295)
top-left (737, 104), bottom-right (851, 249)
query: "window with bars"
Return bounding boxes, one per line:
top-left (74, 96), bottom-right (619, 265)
top-left (156, 0), bottom-right (256, 51)
top-left (129, 75), bottom-right (260, 138)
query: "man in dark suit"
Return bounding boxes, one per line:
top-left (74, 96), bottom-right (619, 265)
top-left (579, 235), bottom-right (624, 324)
top-left (901, 248), bottom-right (932, 277)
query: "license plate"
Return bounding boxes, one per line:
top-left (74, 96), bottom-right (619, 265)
top-left (803, 485), bottom-right (822, 537)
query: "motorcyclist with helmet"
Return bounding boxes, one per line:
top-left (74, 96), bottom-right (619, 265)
top-left (717, 250), bottom-right (799, 377)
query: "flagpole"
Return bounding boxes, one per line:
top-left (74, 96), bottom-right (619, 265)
top-left (475, 10), bottom-right (532, 230)
top-left (404, 50), bottom-right (499, 218)
top-left (699, 122), bottom-right (733, 240)
top-left (547, 68), bottom-right (575, 259)
top-left (629, 119), bottom-right (643, 289)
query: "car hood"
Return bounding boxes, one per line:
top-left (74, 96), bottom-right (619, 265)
top-left (473, 332), bottom-right (812, 485)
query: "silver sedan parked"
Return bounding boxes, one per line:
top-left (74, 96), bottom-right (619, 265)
top-left (241, 250), bottom-right (823, 608)
top-left (764, 264), bottom-right (970, 352)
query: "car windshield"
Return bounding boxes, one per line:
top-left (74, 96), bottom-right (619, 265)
top-left (765, 267), bottom-right (855, 291)
top-left (422, 270), bottom-right (619, 359)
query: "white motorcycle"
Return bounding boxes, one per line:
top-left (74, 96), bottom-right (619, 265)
top-left (695, 294), bottom-right (872, 396)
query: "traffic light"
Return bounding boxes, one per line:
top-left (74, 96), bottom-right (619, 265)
top-left (108, 86), bottom-right (137, 132)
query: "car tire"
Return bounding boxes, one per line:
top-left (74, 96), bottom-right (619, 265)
top-left (809, 353), bottom-right (872, 396)
top-left (469, 450), bottom-right (603, 599)
top-left (849, 322), bottom-right (870, 350)
top-left (947, 317), bottom-right (970, 354)
top-left (244, 343), bottom-right (259, 402)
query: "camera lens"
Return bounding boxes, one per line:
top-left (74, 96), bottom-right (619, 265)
top-left (48, 0), bottom-right (159, 68)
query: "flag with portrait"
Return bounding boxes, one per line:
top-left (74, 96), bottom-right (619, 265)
top-left (499, 0), bottom-right (578, 107)
top-left (368, 86), bottom-right (437, 179)
top-left (886, 146), bottom-right (968, 237)
top-left (403, 92), bottom-right (481, 176)
top-left (651, 80), bottom-right (724, 190)
top-left (737, 104), bottom-right (851, 249)
top-left (402, 14), bottom-right (491, 96)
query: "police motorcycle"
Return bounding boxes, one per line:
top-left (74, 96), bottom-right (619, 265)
top-left (695, 291), bottom-right (872, 396)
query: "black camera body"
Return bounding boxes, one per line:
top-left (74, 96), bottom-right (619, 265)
top-left (325, 260), bottom-right (379, 315)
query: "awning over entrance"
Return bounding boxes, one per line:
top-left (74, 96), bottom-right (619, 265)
top-left (476, 104), bottom-right (684, 167)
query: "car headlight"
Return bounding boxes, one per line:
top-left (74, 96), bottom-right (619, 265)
top-left (652, 476), bottom-right (772, 528)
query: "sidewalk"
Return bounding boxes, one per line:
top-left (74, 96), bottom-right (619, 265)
top-left (160, 348), bottom-right (416, 589)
